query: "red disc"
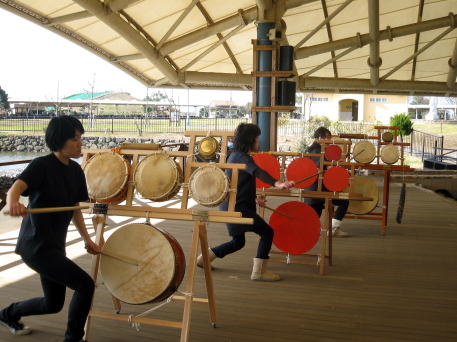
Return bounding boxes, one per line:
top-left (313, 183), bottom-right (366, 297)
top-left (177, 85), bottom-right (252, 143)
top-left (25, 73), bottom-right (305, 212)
top-left (323, 166), bottom-right (350, 192)
top-left (286, 158), bottom-right (318, 188)
top-left (324, 145), bottom-right (342, 161)
top-left (252, 153), bottom-right (280, 188)
top-left (269, 201), bottom-right (321, 255)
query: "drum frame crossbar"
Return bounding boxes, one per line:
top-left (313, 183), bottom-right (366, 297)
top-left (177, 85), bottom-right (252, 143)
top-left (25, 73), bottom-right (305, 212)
top-left (82, 142), bottom-right (253, 342)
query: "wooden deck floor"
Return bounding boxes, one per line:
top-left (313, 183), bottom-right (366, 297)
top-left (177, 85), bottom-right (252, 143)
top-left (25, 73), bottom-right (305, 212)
top-left (0, 182), bottom-right (456, 342)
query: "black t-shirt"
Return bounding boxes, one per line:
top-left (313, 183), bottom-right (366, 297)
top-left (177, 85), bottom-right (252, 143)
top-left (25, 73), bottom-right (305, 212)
top-left (15, 153), bottom-right (89, 256)
top-left (220, 151), bottom-right (276, 215)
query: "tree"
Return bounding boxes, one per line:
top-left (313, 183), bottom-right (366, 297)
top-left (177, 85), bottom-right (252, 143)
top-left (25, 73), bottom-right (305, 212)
top-left (408, 96), bottom-right (429, 105)
top-left (390, 113), bottom-right (413, 141)
top-left (0, 86), bottom-right (10, 110)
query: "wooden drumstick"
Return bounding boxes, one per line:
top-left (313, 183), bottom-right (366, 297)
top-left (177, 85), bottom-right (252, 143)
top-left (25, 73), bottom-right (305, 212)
top-left (100, 250), bottom-right (141, 267)
top-left (353, 149), bottom-right (366, 157)
top-left (3, 205), bottom-right (89, 216)
top-left (292, 170), bottom-right (324, 186)
top-left (264, 205), bottom-right (294, 219)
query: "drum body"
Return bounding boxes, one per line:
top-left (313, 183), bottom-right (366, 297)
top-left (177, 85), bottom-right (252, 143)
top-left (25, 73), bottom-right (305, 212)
top-left (324, 144), bottom-right (342, 161)
top-left (189, 165), bottom-right (229, 207)
top-left (269, 201), bottom-right (320, 255)
top-left (198, 137), bottom-right (219, 159)
top-left (382, 131), bottom-right (394, 142)
top-left (134, 153), bottom-right (182, 201)
top-left (286, 157), bottom-right (318, 188)
top-left (83, 152), bottom-right (130, 204)
top-left (323, 166), bottom-right (350, 192)
top-left (252, 153), bottom-right (280, 188)
top-left (348, 176), bottom-right (379, 214)
top-left (352, 141), bottom-right (376, 164)
top-left (381, 144), bottom-right (400, 164)
top-left (100, 223), bottom-right (186, 305)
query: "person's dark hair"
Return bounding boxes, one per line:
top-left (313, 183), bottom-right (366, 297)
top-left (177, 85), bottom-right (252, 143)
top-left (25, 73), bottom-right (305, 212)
top-left (233, 123), bottom-right (261, 153)
top-left (45, 116), bottom-right (85, 151)
top-left (313, 126), bottom-right (331, 139)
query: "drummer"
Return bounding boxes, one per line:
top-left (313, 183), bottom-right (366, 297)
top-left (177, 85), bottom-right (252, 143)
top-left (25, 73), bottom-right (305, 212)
top-left (305, 127), bottom-right (349, 237)
top-left (0, 116), bottom-right (100, 342)
top-left (197, 123), bottom-right (294, 281)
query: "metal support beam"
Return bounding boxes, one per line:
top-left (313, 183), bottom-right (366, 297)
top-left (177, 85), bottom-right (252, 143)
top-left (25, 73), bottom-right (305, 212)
top-left (257, 0), bottom-right (273, 20)
top-left (285, 0), bottom-right (320, 10)
top-left (108, 0), bottom-right (141, 12)
top-left (321, 0), bottom-right (338, 77)
top-left (381, 26), bottom-right (455, 81)
top-left (411, 0), bottom-right (425, 81)
top-left (295, 0), bottom-right (353, 49)
top-left (113, 53), bottom-right (144, 62)
top-left (447, 37), bottom-right (457, 89)
top-left (295, 13), bottom-right (457, 60)
top-left (46, 11), bottom-right (92, 26)
top-left (368, 0), bottom-right (381, 86)
top-left (73, 0), bottom-right (179, 84)
top-left (156, 0), bottom-right (200, 50)
top-left (301, 46), bottom-right (357, 77)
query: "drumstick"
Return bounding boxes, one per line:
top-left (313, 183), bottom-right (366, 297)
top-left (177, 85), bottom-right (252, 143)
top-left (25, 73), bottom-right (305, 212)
top-left (292, 170), bottom-right (324, 186)
top-left (101, 250), bottom-right (141, 266)
top-left (264, 205), bottom-right (294, 219)
top-left (3, 205), bottom-right (89, 216)
top-left (353, 149), bottom-right (366, 157)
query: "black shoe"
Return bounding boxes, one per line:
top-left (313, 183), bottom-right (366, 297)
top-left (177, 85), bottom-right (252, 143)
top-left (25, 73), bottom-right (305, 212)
top-left (0, 315), bottom-right (32, 335)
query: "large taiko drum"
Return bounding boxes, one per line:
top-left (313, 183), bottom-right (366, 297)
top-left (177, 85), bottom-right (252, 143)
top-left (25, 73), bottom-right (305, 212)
top-left (348, 176), bottom-right (379, 214)
top-left (189, 165), bottom-right (229, 207)
top-left (323, 166), bottom-right (350, 192)
top-left (83, 152), bottom-right (130, 204)
top-left (252, 153), bottom-right (280, 188)
top-left (380, 144), bottom-right (400, 164)
top-left (352, 141), bottom-right (376, 164)
top-left (100, 223), bottom-right (186, 305)
top-left (269, 201), bottom-right (321, 255)
top-left (134, 153), bottom-right (183, 201)
top-left (286, 157), bottom-right (318, 188)
top-left (197, 136), bottom-right (219, 159)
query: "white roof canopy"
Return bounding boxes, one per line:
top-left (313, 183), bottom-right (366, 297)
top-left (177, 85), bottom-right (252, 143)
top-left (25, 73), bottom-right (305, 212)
top-left (2, 0), bottom-right (456, 96)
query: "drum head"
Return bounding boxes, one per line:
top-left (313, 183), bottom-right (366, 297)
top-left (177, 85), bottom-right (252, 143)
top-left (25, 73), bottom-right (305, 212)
top-left (100, 223), bottom-right (185, 305)
top-left (348, 176), bottom-right (379, 214)
top-left (382, 131), bottom-right (394, 142)
top-left (83, 153), bottom-right (129, 202)
top-left (134, 154), bottom-right (182, 201)
top-left (323, 166), bottom-right (350, 192)
top-left (198, 137), bottom-right (219, 158)
top-left (324, 145), bottom-right (342, 161)
top-left (381, 144), bottom-right (399, 164)
top-left (286, 158), bottom-right (318, 188)
top-left (189, 165), bottom-right (229, 207)
top-left (269, 201), bottom-right (320, 255)
top-left (252, 153), bottom-right (280, 188)
top-left (352, 141), bottom-right (376, 164)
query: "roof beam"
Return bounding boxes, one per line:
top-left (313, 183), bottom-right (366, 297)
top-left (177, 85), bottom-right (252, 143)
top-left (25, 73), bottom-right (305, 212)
top-left (159, 0), bottom-right (318, 56)
top-left (447, 37), bottom-right (457, 89)
top-left (196, 2), bottom-right (244, 74)
top-left (113, 53), bottom-right (144, 62)
top-left (411, 0), bottom-right (425, 81)
top-left (295, 13), bottom-right (457, 60)
top-left (320, 0), bottom-right (338, 78)
top-left (108, 0), bottom-right (141, 12)
top-left (72, 0), bottom-right (179, 84)
top-left (367, 0), bottom-right (380, 86)
top-left (301, 46), bottom-right (357, 77)
top-left (46, 11), bottom-right (92, 25)
top-left (381, 26), bottom-right (455, 81)
top-left (295, 0), bottom-right (353, 49)
top-left (156, 0), bottom-right (200, 50)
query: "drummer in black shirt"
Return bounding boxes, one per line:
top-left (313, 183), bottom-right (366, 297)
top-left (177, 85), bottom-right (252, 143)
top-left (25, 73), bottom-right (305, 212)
top-left (197, 123), bottom-right (293, 281)
top-left (0, 116), bottom-right (100, 342)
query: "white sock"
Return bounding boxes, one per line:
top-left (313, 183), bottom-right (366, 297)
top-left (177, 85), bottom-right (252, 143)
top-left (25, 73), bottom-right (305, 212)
top-left (332, 219), bottom-right (342, 231)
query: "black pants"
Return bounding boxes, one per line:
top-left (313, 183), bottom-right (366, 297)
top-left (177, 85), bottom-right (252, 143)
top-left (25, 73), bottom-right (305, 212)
top-left (310, 199), bottom-right (349, 221)
top-left (212, 214), bottom-right (274, 259)
top-left (1, 250), bottom-right (94, 342)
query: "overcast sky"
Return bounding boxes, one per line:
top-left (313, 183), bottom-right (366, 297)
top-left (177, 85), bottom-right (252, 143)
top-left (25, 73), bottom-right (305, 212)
top-left (0, 8), bottom-right (251, 106)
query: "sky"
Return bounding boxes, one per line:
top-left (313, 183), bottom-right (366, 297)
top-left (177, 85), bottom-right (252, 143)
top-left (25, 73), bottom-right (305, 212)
top-left (0, 8), bottom-right (251, 106)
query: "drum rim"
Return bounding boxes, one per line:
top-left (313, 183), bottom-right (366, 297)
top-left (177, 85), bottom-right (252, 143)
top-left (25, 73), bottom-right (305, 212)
top-left (133, 153), bottom-right (182, 201)
top-left (189, 165), bottom-right (229, 206)
top-left (83, 152), bottom-right (130, 201)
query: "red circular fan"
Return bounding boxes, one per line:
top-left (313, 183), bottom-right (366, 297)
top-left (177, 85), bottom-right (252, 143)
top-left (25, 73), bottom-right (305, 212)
top-left (324, 144), bottom-right (342, 161)
top-left (269, 201), bottom-right (321, 255)
top-left (252, 153), bottom-right (280, 188)
top-left (286, 157), bottom-right (318, 188)
top-left (323, 166), bottom-right (350, 192)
